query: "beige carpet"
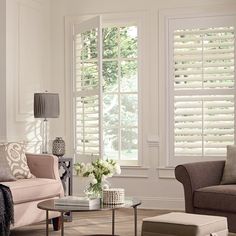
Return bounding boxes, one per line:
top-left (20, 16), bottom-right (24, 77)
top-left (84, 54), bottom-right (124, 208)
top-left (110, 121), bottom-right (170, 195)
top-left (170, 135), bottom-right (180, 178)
top-left (10, 209), bottom-right (236, 236)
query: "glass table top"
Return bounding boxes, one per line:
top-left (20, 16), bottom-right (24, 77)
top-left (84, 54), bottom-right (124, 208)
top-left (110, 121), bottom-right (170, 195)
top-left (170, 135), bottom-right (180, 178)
top-left (38, 197), bottom-right (141, 212)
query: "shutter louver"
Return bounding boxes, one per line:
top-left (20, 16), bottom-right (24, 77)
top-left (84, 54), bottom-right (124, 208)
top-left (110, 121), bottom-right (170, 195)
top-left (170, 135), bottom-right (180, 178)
top-left (174, 27), bottom-right (235, 157)
top-left (74, 17), bottom-right (102, 158)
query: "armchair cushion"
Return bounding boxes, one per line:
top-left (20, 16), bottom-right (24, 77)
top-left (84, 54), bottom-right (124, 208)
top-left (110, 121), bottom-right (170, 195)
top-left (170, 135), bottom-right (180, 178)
top-left (194, 185), bottom-right (236, 213)
top-left (26, 153), bottom-right (60, 180)
top-left (3, 178), bottom-right (63, 204)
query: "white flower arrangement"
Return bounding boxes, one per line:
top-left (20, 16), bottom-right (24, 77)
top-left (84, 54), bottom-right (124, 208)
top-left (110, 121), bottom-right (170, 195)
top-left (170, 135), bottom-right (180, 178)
top-left (74, 159), bottom-right (121, 197)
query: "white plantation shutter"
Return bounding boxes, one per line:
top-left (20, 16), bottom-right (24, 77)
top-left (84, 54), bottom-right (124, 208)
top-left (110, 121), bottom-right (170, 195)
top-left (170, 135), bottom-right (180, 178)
top-left (73, 16), bottom-right (103, 159)
top-left (173, 26), bottom-right (235, 157)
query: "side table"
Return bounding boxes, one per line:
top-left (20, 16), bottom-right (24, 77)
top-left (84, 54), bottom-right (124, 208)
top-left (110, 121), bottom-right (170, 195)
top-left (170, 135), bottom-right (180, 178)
top-left (58, 157), bottom-right (73, 221)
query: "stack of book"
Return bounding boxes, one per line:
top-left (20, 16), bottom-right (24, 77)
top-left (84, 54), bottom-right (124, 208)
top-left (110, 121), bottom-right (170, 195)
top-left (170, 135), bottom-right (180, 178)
top-left (54, 196), bottom-right (100, 207)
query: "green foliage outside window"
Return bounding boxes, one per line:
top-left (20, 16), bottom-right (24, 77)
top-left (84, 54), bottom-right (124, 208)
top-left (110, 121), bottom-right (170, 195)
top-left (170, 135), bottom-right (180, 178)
top-left (102, 26), bottom-right (138, 161)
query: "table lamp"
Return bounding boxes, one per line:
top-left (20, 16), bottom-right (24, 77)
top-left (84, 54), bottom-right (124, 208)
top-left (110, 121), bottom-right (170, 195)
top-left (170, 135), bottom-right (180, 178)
top-left (34, 92), bottom-right (60, 153)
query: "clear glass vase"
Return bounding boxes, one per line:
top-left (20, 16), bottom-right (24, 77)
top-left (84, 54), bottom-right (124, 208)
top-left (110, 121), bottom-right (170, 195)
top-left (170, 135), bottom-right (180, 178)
top-left (84, 182), bottom-right (103, 199)
top-left (84, 180), bottom-right (110, 199)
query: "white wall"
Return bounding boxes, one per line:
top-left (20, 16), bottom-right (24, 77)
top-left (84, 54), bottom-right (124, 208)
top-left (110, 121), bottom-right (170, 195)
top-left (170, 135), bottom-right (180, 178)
top-left (5, 0), bottom-right (52, 152)
top-left (0, 0), bottom-right (6, 141)
top-left (51, 0), bottom-right (236, 209)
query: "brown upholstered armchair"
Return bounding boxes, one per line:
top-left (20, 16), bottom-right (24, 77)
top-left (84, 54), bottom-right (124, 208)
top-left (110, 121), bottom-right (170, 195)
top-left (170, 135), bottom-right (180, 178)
top-left (175, 161), bottom-right (236, 233)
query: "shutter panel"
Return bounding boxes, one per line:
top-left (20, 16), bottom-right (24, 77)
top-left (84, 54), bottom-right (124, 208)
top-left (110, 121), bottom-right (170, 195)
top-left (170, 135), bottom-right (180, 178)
top-left (73, 16), bottom-right (102, 159)
top-left (173, 26), bottom-right (235, 157)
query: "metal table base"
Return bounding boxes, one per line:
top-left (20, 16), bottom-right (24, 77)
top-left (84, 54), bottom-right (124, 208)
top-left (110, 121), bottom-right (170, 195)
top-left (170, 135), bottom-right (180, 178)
top-left (45, 205), bottom-right (139, 236)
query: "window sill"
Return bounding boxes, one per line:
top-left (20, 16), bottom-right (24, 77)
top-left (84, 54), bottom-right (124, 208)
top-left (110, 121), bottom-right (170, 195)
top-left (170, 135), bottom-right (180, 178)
top-left (121, 165), bottom-right (150, 170)
top-left (113, 174), bottom-right (149, 178)
top-left (113, 165), bottom-right (150, 178)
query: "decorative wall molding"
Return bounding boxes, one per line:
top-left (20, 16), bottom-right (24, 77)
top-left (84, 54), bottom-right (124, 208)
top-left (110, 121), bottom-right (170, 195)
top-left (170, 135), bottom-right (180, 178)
top-left (0, 0), bottom-right (6, 140)
top-left (157, 167), bottom-right (175, 179)
top-left (15, 0), bottom-right (46, 121)
top-left (147, 135), bottom-right (159, 147)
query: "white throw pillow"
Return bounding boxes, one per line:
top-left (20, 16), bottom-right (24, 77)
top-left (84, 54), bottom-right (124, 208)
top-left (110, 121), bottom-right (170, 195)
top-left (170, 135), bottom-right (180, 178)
top-left (221, 145), bottom-right (236, 184)
top-left (0, 142), bottom-right (34, 179)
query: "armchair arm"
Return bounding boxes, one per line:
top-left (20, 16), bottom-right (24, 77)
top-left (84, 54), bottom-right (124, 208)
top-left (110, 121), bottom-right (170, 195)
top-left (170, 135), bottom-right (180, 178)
top-left (26, 153), bottom-right (60, 180)
top-left (175, 161), bottom-right (225, 212)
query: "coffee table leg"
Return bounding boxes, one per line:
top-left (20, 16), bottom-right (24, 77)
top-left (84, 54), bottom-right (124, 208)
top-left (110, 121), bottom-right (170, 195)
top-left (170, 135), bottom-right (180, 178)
top-left (133, 206), bottom-right (137, 236)
top-left (61, 212), bottom-right (64, 236)
top-left (112, 209), bottom-right (115, 235)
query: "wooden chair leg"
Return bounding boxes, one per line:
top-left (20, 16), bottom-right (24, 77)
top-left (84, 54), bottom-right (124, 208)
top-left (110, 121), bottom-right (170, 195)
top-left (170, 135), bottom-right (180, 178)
top-left (52, 216), bottom-right (61, 231)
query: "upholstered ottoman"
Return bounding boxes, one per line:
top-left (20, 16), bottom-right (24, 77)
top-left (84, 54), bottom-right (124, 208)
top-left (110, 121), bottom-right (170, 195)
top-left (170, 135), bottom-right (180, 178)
top-left (142, 212), bottom-right (228, 236)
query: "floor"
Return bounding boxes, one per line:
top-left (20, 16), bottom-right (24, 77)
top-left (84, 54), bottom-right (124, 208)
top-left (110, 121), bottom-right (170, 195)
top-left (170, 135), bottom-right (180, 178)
top-left (10, 209), bottom-right (167, 236)
top-left (10, 209), bottom-right (236, 236)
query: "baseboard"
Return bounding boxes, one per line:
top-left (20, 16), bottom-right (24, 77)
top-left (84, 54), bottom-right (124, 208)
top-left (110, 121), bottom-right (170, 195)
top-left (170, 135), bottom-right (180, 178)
top-left (138, 196), bottom-right (184, 210)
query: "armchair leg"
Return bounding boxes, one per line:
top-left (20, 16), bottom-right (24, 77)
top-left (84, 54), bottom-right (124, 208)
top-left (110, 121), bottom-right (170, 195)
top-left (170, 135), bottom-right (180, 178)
top-left (52, 217), bottom-right (61, 231)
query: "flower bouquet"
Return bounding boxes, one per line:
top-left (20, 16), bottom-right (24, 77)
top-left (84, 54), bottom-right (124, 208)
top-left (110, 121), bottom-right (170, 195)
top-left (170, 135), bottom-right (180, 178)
top-left (74, 159), bottom-right (121, 198)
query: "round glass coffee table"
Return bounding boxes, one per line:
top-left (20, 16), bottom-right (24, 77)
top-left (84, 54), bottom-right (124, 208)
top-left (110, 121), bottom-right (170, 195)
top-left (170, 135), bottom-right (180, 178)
top-left (37, 198), bottom-right (141, 236)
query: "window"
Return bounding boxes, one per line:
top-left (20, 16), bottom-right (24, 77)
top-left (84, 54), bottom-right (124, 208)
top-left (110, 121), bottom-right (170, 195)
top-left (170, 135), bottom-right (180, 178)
top-left (103, 26), bottom-right (138, 165)
top-left (168, 16), bottom-right (236, 164)
top-left (73, 16), bottom-right (139, 165)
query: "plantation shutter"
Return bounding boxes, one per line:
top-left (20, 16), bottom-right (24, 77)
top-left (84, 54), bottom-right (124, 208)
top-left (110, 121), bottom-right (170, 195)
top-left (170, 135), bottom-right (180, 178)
top-left (73, 16), bottom-right (103, 159)
top-left (173, 26), bottom-right (235, 157)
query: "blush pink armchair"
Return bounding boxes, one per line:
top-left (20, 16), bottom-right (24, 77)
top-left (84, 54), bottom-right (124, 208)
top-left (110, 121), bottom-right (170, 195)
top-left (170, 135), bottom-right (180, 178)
top-left (2, 153), bottom-right (64, 230)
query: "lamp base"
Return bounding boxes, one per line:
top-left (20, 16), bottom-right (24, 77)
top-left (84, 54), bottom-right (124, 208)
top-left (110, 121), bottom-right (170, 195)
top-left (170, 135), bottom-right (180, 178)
top-left (42, 118), bottom-right (48, 154)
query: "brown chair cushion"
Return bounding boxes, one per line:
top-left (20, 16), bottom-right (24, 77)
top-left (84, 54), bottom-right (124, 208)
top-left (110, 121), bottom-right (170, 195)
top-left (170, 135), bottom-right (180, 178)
top-left (194, 185), bottom-right (236, 213)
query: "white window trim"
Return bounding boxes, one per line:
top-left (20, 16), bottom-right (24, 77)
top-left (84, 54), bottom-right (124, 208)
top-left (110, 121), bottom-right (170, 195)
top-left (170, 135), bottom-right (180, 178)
top-left (65, 12), bottom-right (149, 167)
top-left (169, 19), bottom-right (235, 166)
top-left (159, 5), bottom-right (236, 173)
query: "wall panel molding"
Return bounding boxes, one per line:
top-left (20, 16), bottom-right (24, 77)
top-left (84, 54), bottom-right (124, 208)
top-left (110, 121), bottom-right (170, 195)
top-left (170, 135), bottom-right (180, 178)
top-left (0, 0), bottom-right (6, 141)
top-left (157, 167), bottom-right (175, 179)
top-left (15, 0), bottom-right (46, 121)
top-left (147, 135), bottom-right (159, 147)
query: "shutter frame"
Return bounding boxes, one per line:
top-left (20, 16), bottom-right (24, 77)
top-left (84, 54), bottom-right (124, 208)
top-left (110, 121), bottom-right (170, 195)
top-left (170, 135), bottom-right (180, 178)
top-left (73, 16), bottom-right (103, 160)
top-left (172, 26), bottom-right (235, 158)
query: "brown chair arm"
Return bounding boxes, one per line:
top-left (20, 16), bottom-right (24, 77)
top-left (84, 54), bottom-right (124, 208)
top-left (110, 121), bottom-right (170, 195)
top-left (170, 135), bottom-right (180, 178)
top-left (175, 161), bottom-right (225, 212)
top-left (26, 153), bottom-right (60, 180)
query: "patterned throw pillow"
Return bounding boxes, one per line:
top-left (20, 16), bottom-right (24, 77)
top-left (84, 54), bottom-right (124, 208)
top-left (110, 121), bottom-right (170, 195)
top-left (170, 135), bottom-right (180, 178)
top-left (0, 142), bottom-right (34, 179)
top-left (0, 149), bottom-right (16, 182)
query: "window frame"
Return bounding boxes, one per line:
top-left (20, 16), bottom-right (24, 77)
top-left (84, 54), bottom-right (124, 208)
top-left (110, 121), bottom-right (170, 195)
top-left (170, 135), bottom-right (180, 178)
top-left (164, 13), bottom-right (236, 167)
top-left (68, 13), bottom-right (145, 167)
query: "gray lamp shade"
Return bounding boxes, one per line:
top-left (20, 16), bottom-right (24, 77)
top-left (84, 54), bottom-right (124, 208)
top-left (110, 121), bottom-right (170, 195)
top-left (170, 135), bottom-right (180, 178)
top-left (34, 93), bottom-right (60, 118)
